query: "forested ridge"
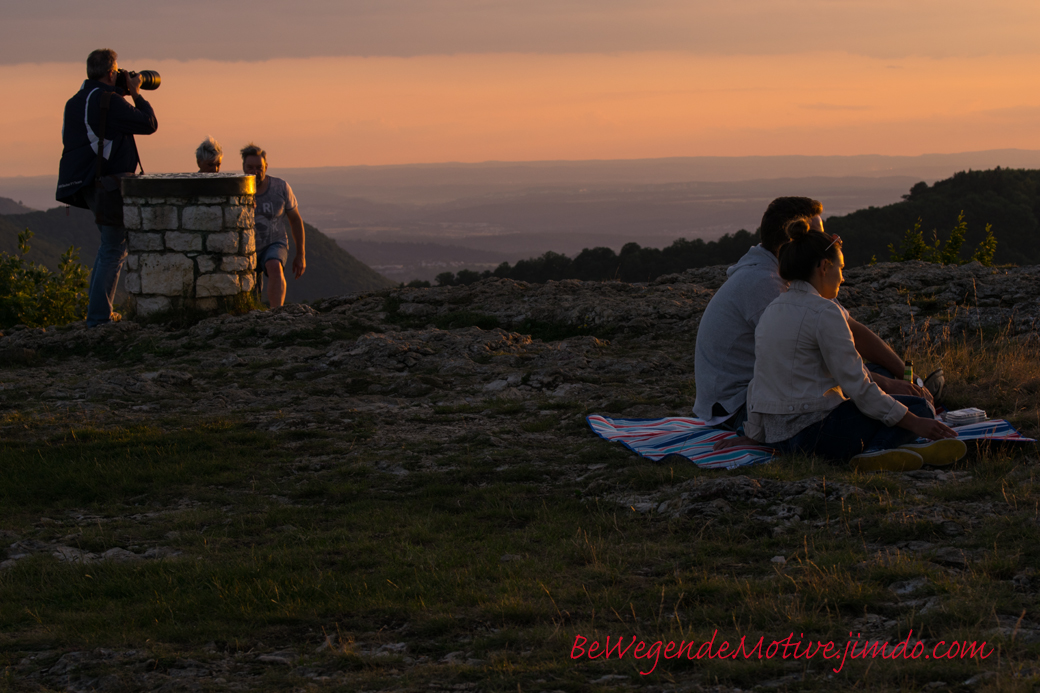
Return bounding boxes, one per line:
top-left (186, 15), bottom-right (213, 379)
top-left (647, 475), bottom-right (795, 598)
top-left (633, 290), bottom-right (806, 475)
top-left (432, 167), bottom-right (1038, 286)
top-left (827, 167), bottom-right (1040, 266)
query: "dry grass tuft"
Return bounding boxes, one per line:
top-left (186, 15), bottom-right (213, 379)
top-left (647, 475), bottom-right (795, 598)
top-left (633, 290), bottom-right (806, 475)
top-left (909, 332), bottom-right (1040, 435)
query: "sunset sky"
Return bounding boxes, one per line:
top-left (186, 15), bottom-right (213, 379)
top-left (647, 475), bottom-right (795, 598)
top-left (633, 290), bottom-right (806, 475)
top-left (3, 0), bottom-right (1040, 178)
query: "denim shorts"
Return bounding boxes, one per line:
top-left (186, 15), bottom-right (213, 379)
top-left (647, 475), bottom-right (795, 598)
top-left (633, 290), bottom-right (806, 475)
top-left (256, 242), bottom-right (288, 276)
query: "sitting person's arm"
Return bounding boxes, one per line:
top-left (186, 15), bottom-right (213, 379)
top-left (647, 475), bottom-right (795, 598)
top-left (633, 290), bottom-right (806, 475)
top-left (847, 317), bottom-right (933, 403)
top-left (820, 306), bottom-right (954, 439)
top-left (713, 434), bottom-right (758, 451)
top-left (896, 408), bottom-right (957, 440)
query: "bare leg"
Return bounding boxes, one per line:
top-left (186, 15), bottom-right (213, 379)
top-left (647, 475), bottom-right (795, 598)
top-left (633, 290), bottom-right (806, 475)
top-left (266, 259), bottom-right (286, 307)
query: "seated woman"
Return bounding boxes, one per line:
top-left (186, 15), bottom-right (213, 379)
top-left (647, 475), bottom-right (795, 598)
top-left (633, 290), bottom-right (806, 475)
top-left (743, 218), bottom-right (966, 472)
top-left (196, 136), bottom-right (222, 173)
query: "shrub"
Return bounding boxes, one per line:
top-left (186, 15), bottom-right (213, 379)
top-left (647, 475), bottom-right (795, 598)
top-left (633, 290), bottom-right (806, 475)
top-left (888, 218), bottom-right (929, 262)
top-left (0, 229), bottom-right (89, 329)
top-left (971, 223), bottom-right (998, 266)
top-left (888, 211), bottom-right (998, 266)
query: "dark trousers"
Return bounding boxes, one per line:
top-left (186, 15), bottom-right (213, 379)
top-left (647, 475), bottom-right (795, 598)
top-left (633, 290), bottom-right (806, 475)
top-left (776, 395), bottom-right (935, 461)
top-left (84, 184), bottom-right (127, 327)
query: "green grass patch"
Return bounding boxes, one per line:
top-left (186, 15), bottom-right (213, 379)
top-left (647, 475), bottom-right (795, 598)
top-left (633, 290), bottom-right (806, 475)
top-left (0, 421), bottom-right (268, 511)
top-left (1, 416), bottom-right (1037, 690)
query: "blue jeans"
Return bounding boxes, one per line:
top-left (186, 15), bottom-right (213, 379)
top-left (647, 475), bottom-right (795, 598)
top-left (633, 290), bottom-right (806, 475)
top-left (257, 242), bottom-right (288, 276)
top-left (721, 405), bottom-right (748, 433)
top-left (865, 363), bottom-right (895, 379)
top-left (776, 395), bottom-right (935, 461)
top-left (86, 224), bottom-right (127, 327)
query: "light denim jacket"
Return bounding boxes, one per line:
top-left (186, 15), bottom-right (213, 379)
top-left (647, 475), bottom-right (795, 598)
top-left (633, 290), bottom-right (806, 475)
top-left (745, 280), bottom-right (908, 443)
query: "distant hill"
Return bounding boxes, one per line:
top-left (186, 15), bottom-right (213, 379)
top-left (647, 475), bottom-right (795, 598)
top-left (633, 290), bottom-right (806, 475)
top-left (0, 204), bottom-right (99, 268)
top-left (0, 197), bottom-right (394, 303)
top-left (0, 198), bottom-right (36, 214)
top-left (825, 168), bottom-right (1040, 266)
top-left (289, 221), bottom-right (395, 301)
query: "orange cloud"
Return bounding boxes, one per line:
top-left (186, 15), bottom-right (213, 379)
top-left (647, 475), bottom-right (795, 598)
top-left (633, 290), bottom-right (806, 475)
top-left (5, 52), bottom-right (1040, 178)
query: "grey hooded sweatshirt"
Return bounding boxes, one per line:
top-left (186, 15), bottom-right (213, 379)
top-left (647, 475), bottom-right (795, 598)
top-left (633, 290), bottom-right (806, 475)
top-left (693, 244), bottom-right (788, 421)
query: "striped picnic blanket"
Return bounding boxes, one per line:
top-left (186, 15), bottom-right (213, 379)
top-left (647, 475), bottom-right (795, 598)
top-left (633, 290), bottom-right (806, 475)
top-left (587, 415), bottom-right (1034, 471)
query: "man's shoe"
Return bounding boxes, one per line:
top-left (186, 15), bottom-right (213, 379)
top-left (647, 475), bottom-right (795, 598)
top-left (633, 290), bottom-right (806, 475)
top-left (899, 439), bottom-right (967, 468)
top-left (923, 368), bottom-right (945, 402)
top-left (851, 448), bottom-right (924, 473)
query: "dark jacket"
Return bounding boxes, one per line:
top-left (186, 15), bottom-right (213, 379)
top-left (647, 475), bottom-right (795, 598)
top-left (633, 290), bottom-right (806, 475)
top-left (55, 79), bottom-right (158, 208)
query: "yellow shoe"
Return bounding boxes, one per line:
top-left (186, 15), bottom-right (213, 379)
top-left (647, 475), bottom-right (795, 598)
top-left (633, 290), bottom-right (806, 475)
top-left (899, 439), bottom-right (967, 468)
top-left (851, 448), bottom-right (924, 473)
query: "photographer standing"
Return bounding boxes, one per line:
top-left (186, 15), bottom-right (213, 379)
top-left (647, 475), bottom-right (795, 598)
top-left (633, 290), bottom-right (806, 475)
top-left (56, 48), bottom-right (158, 327)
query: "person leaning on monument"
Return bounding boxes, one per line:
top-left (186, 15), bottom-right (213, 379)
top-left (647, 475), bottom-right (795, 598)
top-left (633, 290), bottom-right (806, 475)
top-left (693, 196), bottom-right (932, 434)
top-left (56, 48), bottom-right (158, 327)
top-left (241, 143), bottom-right (306, 308)
top-left (196, 136), bottom-right (222, 172)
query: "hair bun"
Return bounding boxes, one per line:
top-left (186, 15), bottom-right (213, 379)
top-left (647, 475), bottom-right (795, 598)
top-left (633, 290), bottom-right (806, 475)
top-left (784, 217), bottom-right (812, 240)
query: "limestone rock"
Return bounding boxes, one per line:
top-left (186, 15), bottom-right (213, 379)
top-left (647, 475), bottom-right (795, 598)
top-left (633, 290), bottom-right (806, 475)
top-left (138, 253), bottom-right (195, 296)
top-left (221, 255), bottom-right (254, 272)
top-left (140, 205), bottom-right (178, 231)
top-left (240, 231), bottom-right (256, 254)
top-left (206, 231), bottom-right (239, 253)
top-left (224, 205), bottom-right (254, 229)
top-left (123, 206), bottom-right (141, 230)
top-left (128, 232), bottom-right (163, 252)
top-left (101, 548), bottom-right (142, 562)
top-left (182, 206), bottom-right (223, 231)
top-left (196, 255), bottom-right (217, 273)
top-left (165, 231), bottom-right (204, 252)
top-left (134, 295), bottom-right (171, 316)
top-left (195, 273), bottom-right (241, 297)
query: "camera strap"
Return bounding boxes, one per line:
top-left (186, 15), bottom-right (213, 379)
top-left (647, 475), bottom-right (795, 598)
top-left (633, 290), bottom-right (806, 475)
top-left (132, 136), bottom-right (144, 175)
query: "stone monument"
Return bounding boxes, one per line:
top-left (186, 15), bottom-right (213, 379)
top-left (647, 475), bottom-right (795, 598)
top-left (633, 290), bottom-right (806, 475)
top-left (120, 173), bottom-right (257, 317)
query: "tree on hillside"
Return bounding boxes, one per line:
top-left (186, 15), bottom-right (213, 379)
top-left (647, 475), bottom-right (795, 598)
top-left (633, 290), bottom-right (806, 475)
top-left (474, 229), bottom-right (759, 284)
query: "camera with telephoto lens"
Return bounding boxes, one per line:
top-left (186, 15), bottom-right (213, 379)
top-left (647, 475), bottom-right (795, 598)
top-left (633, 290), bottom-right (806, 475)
top-left (114, 69), bottom-right (161, 94)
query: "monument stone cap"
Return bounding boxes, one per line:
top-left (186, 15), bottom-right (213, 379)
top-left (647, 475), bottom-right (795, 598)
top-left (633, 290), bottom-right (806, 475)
top-left (121, 172), bottom-right (256, 198)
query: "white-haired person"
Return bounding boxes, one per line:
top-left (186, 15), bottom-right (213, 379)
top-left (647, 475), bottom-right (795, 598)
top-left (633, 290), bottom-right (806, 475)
top-left (741, 218), bottom-right (966, 472)
top-left (241, 142), bottom-right (305, 307)
top-left (196, 136), bottom-right (222, 173)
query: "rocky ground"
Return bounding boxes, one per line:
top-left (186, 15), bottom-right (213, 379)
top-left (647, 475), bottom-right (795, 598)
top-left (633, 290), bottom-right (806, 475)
top-left (2, 259), bottom-right (1037, 438)
top-left (1, 260), bottom-right (1039, 691)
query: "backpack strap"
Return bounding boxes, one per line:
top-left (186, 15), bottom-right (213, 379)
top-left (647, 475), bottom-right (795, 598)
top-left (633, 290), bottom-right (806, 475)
top-left (94, 91), bottom-right (113, 185)
top-left (91, 91), bottom-right (118, 224)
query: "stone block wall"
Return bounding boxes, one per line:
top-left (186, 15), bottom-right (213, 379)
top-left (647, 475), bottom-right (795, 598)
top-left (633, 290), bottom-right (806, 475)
top-left (120, 174), bottom-right (257, 317)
